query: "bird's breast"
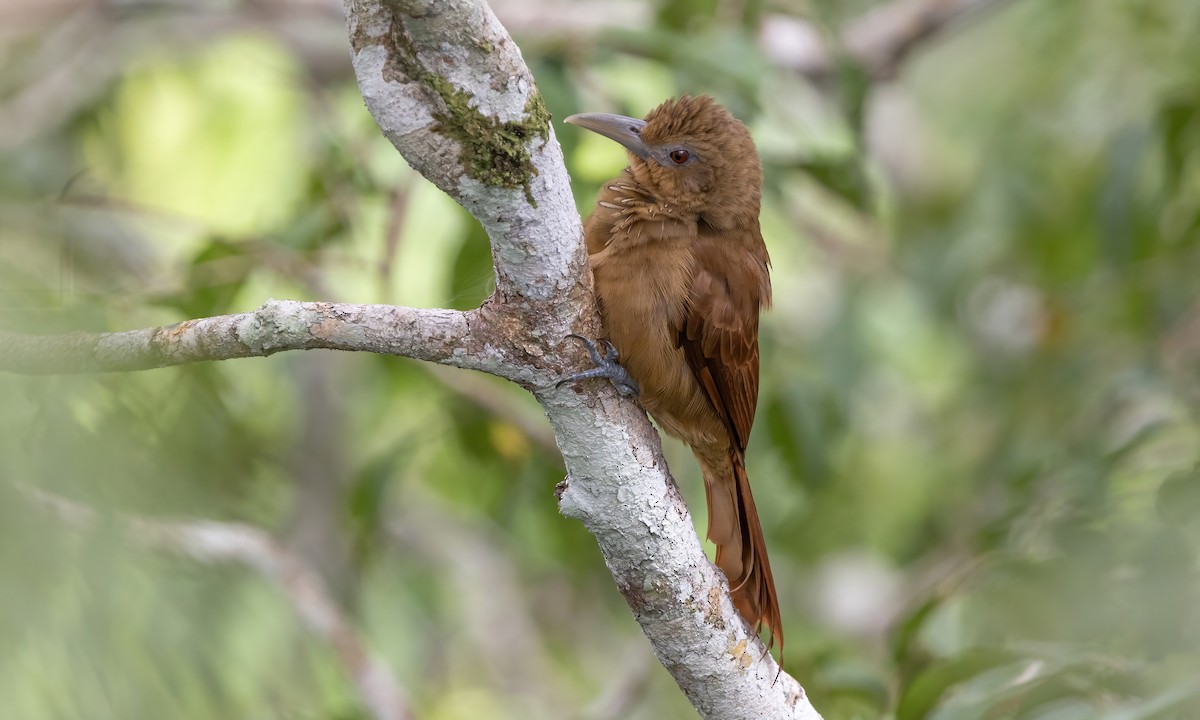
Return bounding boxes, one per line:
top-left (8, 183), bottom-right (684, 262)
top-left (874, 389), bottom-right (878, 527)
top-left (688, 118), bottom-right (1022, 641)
top-left (591, 236), bottom-right (691, 346)
top-left (589, 227), bottom-right (724, 447)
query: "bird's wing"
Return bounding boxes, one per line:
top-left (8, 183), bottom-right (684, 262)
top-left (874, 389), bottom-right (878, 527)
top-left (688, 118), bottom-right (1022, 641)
top-left (677, 240), bottom-right (768, 452)
top-left (679, 236), bottom-right (782, 660)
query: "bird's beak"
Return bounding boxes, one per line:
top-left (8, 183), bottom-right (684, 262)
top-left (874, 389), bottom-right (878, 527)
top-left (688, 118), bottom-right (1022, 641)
top-left (564, 112), bottom-right (650, 160)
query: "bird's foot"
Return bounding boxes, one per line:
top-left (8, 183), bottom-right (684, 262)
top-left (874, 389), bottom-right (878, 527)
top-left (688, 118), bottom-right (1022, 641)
top-left (556, 334), bottom-right (640, 397)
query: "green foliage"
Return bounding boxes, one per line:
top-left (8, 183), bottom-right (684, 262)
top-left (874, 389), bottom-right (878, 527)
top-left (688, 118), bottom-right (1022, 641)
top-left (3, 1), bottom-right (1200, 718)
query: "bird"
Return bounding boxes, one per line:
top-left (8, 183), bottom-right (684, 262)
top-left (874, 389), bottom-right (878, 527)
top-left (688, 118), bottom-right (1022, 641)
top-left (559, 95), bottom-right (782, 662)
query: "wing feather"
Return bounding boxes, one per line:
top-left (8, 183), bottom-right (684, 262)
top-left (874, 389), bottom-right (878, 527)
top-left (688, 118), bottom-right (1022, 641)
top-left (677, 244), bottom-right (767, 452)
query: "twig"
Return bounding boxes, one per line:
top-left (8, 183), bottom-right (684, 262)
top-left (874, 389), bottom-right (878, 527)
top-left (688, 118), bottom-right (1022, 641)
top-left (0, 300), bottom-right (510, 378)
top-left (425, 364), bottom-right (559, 453)
top-left (0, 0), bottom-right (349, 149)
top-left (285, 352), bottom-right (356, 603)
top-left (19, 485), bottom-right (414, 720)
top-left (378, 180), bottom-right (414, 304)
top-left (488, 0), bottom-right (650, 37)
top-left (4, 0), bottom-right (826, 714)
top-left (761, 0), bottom-right (1017, 80)
top-left (582, 639), bottom-right (656, 720)
top-left (345, 4), bottom-right (819, 713)
top-left (387, 499), bottom-right (563, 711)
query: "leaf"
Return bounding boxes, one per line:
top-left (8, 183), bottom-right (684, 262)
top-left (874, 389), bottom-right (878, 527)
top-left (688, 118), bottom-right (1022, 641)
top-left (447, 222), bottom-right (495, 310)
top-left (1097, 684), bottom-right (1200, 720)
top-left (891, 595), bottom-right (944, 670)
top-left (155, 237), bottom-right (249, 318)
top-left (788, 153), bottom-right (873, 212)
top-left (1159, 93), bottom-right (1199, 194)
top-left (1156, 465), bottom-right (1200, 530)
top-left (348, 449), bottom-right (407, 566)
top-left (896, 648), bottom-right (1022, 720)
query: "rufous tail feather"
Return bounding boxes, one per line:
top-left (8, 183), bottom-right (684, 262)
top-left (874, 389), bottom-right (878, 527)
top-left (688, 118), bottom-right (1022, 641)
top-left (708, 451), bottom-right (783, 666)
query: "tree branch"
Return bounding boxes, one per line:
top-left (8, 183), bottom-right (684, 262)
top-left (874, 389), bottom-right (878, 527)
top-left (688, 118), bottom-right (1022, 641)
top-left (343, 3), bottom-right (822, 714)
top-left (344, 0), bottom-right (587, 309)
top-left (0, 300), bottom-right (511, 377)
top-left (3, 0), bottom-right (827, 715)
top-left (388, 497), bottom-right (563, 710)
top-left (762, 0), bottom-right (1016, 80)
top-left (19, 486), bottom-right (413, 720)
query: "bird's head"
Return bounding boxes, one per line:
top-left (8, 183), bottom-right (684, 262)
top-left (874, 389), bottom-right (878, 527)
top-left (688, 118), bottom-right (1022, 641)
top-left (566, 95), bottom-right (761, 229)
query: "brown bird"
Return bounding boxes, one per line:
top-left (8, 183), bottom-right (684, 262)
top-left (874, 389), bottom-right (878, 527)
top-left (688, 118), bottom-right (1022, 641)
top-left (561, 96), bottom-right (782, 660)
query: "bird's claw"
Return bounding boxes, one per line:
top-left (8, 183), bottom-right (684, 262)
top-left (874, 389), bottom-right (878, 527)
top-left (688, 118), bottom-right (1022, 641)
top-left (557, 334), bottom-right (640, 397)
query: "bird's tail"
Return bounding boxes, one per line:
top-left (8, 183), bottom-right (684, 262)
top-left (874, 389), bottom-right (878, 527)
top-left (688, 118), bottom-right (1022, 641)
top-left (703, 449), bottom-right (783, 662)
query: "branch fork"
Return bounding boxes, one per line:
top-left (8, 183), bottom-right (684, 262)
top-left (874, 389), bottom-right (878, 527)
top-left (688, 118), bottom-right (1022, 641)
top-left (2, 0), bottom-right (825, 716)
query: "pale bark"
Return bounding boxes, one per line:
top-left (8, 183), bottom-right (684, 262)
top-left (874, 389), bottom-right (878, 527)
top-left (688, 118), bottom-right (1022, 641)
top-left (346, 2), bottom-right (823, 714)
top-left (0, 0), bottom-right (826, 716)
top-left (0, 301), bottom-right (498, 375)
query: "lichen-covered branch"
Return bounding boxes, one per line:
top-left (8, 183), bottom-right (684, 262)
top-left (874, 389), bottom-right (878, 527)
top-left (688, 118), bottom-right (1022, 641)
top-left (0, 300), bottom-right (507, 377)
top-left (4, 0), bottom-right (826, 714)
top-left (20, 486), bottom-right (413, 720)
top-left (344, 2), bottom-right (823, 717)
top-left (345, 0), bottom-right (587, 310)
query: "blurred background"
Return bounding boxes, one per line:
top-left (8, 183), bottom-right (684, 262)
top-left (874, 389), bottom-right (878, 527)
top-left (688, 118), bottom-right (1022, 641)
top-left (2, 0), bottom-right (1200, 718)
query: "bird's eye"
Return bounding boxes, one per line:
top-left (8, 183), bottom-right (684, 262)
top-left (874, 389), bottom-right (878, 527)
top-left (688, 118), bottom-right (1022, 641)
top-left (669, 149), bottom-right (690, 164)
